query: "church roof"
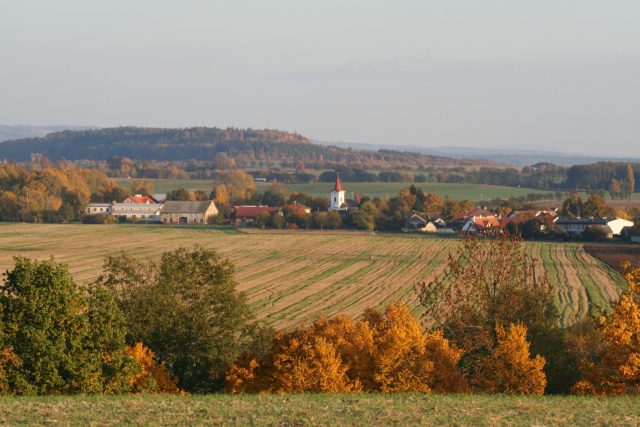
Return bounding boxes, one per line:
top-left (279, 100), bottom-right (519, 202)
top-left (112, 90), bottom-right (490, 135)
top-left (332, 173), bottom-right (344, 192)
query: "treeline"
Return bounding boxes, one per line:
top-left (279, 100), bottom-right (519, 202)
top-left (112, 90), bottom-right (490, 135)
top-left (0, 162), bottom-right (129, 223)
top-left (565, 162), bottom-right (637, 197)
top-left (0, 127), bottom-right (480, 170)
top-left (3, 239), bottom-right (639, 396)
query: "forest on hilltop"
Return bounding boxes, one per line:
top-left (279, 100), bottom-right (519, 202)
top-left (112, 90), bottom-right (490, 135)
top-left (0, 127), bottom-right (490, 170)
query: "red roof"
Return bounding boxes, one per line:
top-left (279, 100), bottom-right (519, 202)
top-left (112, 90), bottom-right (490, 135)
top-left (124, 195), bottom-right (156, 204)
top-left (332, 173), bottom-right (344, 192)
top-left (462, 208), bottom-right (494, 219)
top-left (234, 205), bottom-right (278, 218)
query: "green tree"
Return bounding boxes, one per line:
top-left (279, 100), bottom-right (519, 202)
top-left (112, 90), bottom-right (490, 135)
top-left (0, 257), bottom-right (134, 394)
top-left (261, 184), bottom-right (289, 206)
top-left (96, 247), bottom-right (251, 392)
top-left (560, 193), bottom-right (583, 218)
top-left (326, 211), bottom-right (343, 229)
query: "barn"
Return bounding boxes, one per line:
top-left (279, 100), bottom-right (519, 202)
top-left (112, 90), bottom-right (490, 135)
top-left (159, 200), bottom-right (218, 225)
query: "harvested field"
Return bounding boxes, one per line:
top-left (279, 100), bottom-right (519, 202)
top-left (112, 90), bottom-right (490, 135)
top-left (584, 244), bottom-right (640, 273)
top-left (0, 223), bottom-right (626, 328)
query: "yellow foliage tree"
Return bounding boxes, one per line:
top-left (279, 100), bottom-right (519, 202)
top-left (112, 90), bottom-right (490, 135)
top-left (0, 347), bottom-right (20, 395)
top-left (226, 302), bottom-right (466, 394)
top-left (476, 323), bottom-right (546, 395)
top-left (125, 343), bottom-right (182, 394)
top-left (573, 265), bottom-right (640, 395)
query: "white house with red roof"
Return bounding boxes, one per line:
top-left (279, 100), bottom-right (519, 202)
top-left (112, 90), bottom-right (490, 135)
top-left (329, 173), bottom-right (346, 211)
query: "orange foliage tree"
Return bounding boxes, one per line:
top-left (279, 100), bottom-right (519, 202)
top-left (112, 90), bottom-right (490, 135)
top-left (125, 343), bottom-right (181, 394)
top-left (476, 323), bottom-right (546, 395)
top-left (418, 234), bottom-right (557, 393)
top-left (0, 347), bottom-right (20, 395)
top-left (573, 264), bottom-right (640, 395)
top-left (226, 302), bottom-right (466, 393)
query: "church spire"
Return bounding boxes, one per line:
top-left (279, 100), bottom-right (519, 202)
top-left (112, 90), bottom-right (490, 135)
top-left (332, 172), bottom-right (344, 192)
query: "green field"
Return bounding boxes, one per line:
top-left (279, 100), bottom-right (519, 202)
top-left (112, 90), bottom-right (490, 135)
top-left (0, 223), bottom-right (626, 328)
top-left (114, 178), bottom-right (554, 201)
top-left (0, 394), bottom-right (638, 426)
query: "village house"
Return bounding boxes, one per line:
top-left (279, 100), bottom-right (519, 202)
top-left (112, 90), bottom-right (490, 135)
top-left (232, 205), bottom-right (279, 226)
top-left (555, 217), bottom-right (634, 236)
top-left (404, 212), bottom-right (438, 233)
top-left (84, 202), bottom-right (112, 216)
top-left (285, 201), bottom-right (311, 215)
top-left (112, 203), bottom-right (163, 222)
top-left (462, 216), bottom-right (501, 235)
top-left (159, 200), bottom-right (218, 225)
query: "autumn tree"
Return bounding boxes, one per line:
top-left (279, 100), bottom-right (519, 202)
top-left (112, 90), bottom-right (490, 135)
top-left (573, 265), bottom-right (640, 395)
top-left (476, 323), bottom-right (546, 395)
top-left (224, 170), bottom-right (256, 203)
top-left (130, 179), bottom-right (154, 196)
top-left (95, 247), bottom-right (251, 392)
top-left (226, 302), bottom-right (466, 394)
top-left (125, 343), bottom-right (181, 393)
top-left (212, 183), bottom-right (230, 209)
top-left (418, 234), bottom-right (559, 393)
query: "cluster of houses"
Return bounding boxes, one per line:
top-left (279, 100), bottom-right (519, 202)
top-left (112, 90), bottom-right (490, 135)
top-left (85, 194), bottom-right (219, 225)
top-left (404, 206), bottom-right (635, 239)
top-left (85, 175), bottom-right (636, 240)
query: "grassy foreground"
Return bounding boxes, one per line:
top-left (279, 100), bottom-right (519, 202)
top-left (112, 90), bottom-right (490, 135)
top-left (0, 394), bottom-right (638, 426)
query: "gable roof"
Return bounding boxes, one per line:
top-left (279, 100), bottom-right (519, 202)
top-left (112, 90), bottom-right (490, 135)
top-left (160, 200), bottom-right (216, 214)
top-left (124, 194), bottom-right (156, 204)
top-left (234, 205), bottom-right (279, 218)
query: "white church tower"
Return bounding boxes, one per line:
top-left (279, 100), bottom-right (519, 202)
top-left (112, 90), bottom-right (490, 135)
top-left (329, 173), bottom-right (345, 211)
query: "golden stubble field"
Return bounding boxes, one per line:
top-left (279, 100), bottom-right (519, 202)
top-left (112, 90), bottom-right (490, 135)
top-left (0, 223), bottom-right (626, 328)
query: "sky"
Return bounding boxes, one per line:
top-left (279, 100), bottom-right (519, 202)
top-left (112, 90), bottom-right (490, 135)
top-left (1, 0), bottom-right (639, 156)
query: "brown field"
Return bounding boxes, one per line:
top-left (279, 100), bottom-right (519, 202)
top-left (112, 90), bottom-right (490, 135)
top-left (0, 223), bottom-right (628, 328)
top-left (584, 244), bottom-right (640, 273)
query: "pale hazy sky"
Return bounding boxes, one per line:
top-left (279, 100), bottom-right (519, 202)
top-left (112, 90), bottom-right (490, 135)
top-left (1, 1), bottom-right (639, 155)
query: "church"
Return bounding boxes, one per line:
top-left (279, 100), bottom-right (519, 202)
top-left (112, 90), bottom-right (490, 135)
top-left (328, 173), bottom-right (358, 212)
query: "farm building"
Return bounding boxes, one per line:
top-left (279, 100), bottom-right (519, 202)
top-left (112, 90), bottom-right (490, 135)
top-left (84, 203), bottom-right (112, 216)
top-left (556, 217), bottom-right (633, 236)
top-left (112, 203), bottom-right (162, 222)
top-left (404, 213), bottom-right (438, 233)
top-left (233, 205), bottom-right (280, 226)
top-left (159, 200), bottom-right (218, 225)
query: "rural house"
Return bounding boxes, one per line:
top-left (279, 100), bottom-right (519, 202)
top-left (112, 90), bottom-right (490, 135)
top-left (84, 202), bottom-right (112, 216)
top-left (233, 205), bottom-right (280, 226)
top-left (555, 217), bottom-right (633, 236)
top-left (404, 212), bottom-right (438, 233)
top-left (112, 203), bottom-right (162, 222)
top-left (159, 200), bottom-right (218, 224)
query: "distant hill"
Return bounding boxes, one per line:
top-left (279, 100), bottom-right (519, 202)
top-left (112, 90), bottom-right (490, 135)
top-left (0, 124), bottom-right (95, 142)
top-left (0, 126), bottom-right (495, 169)
top-left (315, 140), bottom-right (640, 167)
